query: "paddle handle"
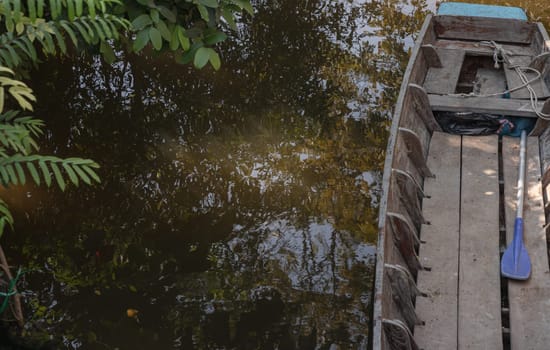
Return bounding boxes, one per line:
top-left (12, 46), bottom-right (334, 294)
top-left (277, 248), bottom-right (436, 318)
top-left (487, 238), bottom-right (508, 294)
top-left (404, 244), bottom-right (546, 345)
top-left (516, 130), bottom-right (527, 219)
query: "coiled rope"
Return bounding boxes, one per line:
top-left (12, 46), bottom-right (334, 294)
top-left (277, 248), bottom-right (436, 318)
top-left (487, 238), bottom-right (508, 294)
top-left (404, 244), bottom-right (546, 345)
top-left (450, 40), bottom-right (550, 120)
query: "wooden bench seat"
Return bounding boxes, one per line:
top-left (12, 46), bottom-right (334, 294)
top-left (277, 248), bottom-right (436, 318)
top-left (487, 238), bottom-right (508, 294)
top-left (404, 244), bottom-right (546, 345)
top-left (423, 48), bottom-right (466, 94)
top-left (505, 55), bottom-right (550, 99)
top-left (428, 94), bottom-right (548, 118)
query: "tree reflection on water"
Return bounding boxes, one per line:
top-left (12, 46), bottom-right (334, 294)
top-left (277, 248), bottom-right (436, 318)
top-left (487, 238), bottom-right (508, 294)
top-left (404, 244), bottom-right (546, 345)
top-left (1, 0), bottom-right (431, 349)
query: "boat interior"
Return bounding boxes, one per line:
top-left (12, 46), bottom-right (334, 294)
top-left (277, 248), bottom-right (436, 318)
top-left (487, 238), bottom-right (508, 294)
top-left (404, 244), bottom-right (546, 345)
top-left (373, 13), bottom-right (550, 350)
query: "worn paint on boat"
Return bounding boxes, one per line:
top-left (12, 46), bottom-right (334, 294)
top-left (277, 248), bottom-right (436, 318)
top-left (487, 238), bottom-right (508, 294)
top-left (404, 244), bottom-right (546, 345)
top-left (373, 3), bottom-right (550, 349)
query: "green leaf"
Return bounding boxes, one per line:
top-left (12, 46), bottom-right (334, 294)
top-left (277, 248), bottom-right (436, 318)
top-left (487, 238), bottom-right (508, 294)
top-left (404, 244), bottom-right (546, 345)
top-left (0, 50), bottom-right (12, 68)
top-left (0, 88), bottom-right (4, 114)
top-left (60, 21), bottom-right (79, 46)
top-left (9, 88), bottom-right (33, 111)
top-left (98, 18), bottom-right (112, 38)
top-left (204, 31), bottom-right (227, 45)
top-left (0, 209), bottom-right (13, 229)
top-left (51, 26), bottom-right (67, 54)
top-left (169, 29), bottom-right (179, 50)
top-left (22, 37), bottom-right (37, 61)
top-left (131, 14), bottom-right (152, 30)
top-left (90, 20), bottom-right (106, 41)
top-left (5, 164), bottom-right (17, 185)
top-left (133, 28), bottom-right (150, 52)
top-left (222, 8), bottom-right (237, 30)
top-left (150, 9), bottom-right (159, 23)
top-left (62, 163), bottom-right (79, 186)
top-left (0, 201), bottom-right (13, 223)
top-left (49, 0), bottom-right (57, 19)
top-left (238, 0), bottom-right (253, 15)
top-left (179, 42), bottom-right (202, 64)
top-left (197, 4), bottom-right (209, 21)
top-left (29, 0), bottom-right (37, 21)
top-left (209, 50), bottom-right (221, 70)
top-left (67, 0), bottom-right (75, 21)
top-left (27, 162), bottom-right (40, 185)
top-left (156, 20), bottom-right (171, 41)
top-left (81, 19), bottom-right (96, 39)
top-left (176, 26), bottom-right (190, 50)
top-left (15, 22), bottom-right (24, 35)
top-left (14, 162), bottom-right (25, 185)
top-left (5, 46), bottom-right (21, 66)
top-left (0, 166), bottom-right (9, 185)
top-left (73, 164), bottom-right (91, 185)
top-left (82, 165), bottom-right (100, 183)
top-left (199, 0), bottom-right (218, 8)
top-left (51, 162), bottom-right (65, 191)
top-left (100, 41), bottom-right (116, 63)
top-left (157, 6), bottom-right (176, 23)
top-left (73, 21), bottom-right (92, 43)
top-left (149, 27), bottom-right (162, 50)
top-left (87, 0), bottom-right (96, 17)
top-left (13, 39), bottom-right (33, 58)
top-left (75, 0), bottom-right (83, 16)
top-left (38, 160), bottom-right (51, 187)
top-left (13, 0), bottom-right (21, 21)
top-left (194, 47), bottom-right (211, 69)
top-left (37, 0), bottom-right (44, 16)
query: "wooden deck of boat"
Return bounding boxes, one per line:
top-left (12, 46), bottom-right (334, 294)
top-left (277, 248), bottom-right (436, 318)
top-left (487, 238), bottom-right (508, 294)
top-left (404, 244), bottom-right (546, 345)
top-left (414, 132), bottom-right (550, 349)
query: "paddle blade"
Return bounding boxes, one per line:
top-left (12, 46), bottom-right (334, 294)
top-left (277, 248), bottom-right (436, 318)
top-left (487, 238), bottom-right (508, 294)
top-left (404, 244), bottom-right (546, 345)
top-left (501, 218), bottom-right (531, 280)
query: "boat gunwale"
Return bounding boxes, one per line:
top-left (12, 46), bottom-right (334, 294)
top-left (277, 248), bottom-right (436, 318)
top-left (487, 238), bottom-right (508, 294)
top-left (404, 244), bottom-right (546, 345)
top-left (372, 8), bottom-right (550, 350)
top-left (371, 12), bottom-right (434, 350)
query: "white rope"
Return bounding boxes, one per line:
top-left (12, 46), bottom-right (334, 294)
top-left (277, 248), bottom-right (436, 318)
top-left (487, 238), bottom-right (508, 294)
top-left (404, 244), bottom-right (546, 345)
top-left (449, 41), bottom-right (550, 120)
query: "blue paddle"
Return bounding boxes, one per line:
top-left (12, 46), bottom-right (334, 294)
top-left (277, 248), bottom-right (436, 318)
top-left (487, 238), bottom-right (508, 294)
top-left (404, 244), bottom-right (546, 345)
top-left (501, 130), bottom-right (531, 280)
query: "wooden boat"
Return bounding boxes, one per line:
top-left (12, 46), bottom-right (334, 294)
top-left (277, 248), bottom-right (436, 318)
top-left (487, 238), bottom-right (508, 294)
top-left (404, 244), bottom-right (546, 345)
top-left (373, 2), bottom-right (550, 349)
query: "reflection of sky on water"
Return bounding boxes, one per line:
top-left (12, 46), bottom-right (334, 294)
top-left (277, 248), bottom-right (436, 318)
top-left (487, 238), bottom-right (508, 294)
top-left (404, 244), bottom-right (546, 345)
top-left (255, 218), bottom-right (375, 293)
top-left (1, 0), bottom-right (435, 349)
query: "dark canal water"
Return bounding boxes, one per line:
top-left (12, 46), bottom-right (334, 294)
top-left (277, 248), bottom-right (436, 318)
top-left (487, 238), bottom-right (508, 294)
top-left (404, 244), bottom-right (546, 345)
top-left (1, 1), bottom-right (436, 349)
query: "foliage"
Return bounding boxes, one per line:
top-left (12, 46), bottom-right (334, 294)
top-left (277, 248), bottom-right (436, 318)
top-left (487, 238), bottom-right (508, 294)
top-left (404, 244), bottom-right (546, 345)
top-left (123, 0), bottom-right (253, 69)
top-left (0, 0), bottom-right (130, 70)
top-left (0, 67), bottom-right (100, 238)
top-left (0, 0), bottom-right (252, 71)
top-left (0, 0), bottom-right (251, 239)
top-left (3, 0), bottom-right (387, 346)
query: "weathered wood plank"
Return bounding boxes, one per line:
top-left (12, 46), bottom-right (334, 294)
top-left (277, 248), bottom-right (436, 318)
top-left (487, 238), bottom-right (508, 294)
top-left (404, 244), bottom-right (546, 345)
top-left (459, 136), bottom-right (502, 350)
top-left (434, 16), bottom-right (536, 44)
top-left (474, 68), bottom-right (507, 97)
top-left (423, 48), bottom-right (465, 94)
top-left (399, 128), bottom-right (433, 178)
top-left (414, 132), bottom-right (461, 350)
top-left (540, 128), bottom-right (550, 188)
top-left (504, 55), bottom-right (550, 99)
top-left (533, 22), bottom-right (550, 58)
top-left (503, 136), bottom-right (550, 350)
top-left (421, 44), bottom-right (442, 68)
top-left (409, 84), bottom-right (442, 133)
top-left (429, 94), bottom-right (545, 118)
top-left (434, 39), bottom-right (537, 57)
top-left (373, 13), bottom-right (435, 350)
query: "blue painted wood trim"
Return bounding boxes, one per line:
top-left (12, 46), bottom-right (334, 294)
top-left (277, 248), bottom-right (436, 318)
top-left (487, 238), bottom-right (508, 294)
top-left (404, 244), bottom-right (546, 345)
top-left (438, 2), bottom-right (527, 20)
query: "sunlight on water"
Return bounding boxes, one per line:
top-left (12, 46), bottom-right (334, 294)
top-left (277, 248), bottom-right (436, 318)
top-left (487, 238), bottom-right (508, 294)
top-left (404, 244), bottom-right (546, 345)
top-left (0, 0), bottom-right (471, 349)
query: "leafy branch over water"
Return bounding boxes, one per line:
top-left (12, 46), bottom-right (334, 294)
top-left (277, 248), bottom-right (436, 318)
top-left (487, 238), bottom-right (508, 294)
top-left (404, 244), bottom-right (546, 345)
top-left (0, 0), bottom-right (251, 327)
